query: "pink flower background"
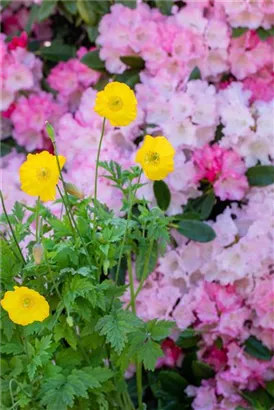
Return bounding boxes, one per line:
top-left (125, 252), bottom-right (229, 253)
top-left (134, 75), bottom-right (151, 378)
top-left (1, 0), bottom-right (274, 408)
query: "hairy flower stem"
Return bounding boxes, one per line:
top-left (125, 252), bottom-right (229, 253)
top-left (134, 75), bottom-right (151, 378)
top-left (56, 185), bottom-right (76, 239)
top-left (127, 252), bottom-right (136, 314)
top-left (126, 239), bottom-right (154, 311)
top-left (127, 253), bottom-right (144, 410)
top-left (0, 190), bottom-right (26, 264)
top-left (35, 196), bottom-right (40, 242)
top-left (136, 361), bottom-right (143, 409)
top-left (115, 170), bottom-right (142, 285)
top-left (93, 117), bottom-right (106, 236)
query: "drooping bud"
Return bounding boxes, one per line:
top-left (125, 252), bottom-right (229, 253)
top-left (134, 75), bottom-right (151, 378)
top-left (45, 121), bottom-right (55, 143)
top-left (65, 183), bottom-right (85, 199)
top-left (32, 243), bottom-right (43, 265)
top-left (66, 316), bottom-right (74, 327)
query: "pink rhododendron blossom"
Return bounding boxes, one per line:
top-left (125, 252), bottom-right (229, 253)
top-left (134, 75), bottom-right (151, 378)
top-left (11, 92), bottom-right (65, 151)
top-left (156, 338), bottom-right (183, 368)
top-left (192, 144), bottom-right (248, 200)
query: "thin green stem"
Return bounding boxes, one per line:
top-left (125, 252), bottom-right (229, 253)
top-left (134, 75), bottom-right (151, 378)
top-left (23, 328), bottom-right (29, 363)
top-left (0, 190), bottom-right (26, 264)
top-left (127, 252), bottom-right (136, 314)
top-left (115, 199), bottom-right (132, 285)
top-left (126, 239), bottom-right (154, 310)
top-left (52, 141), bottom-right (93, 268)
top-left (115, 169), bottom-right (142, 285)
top-left (43, 240), bottom-right (62, 301)
top-left (136, 361), bottom-right (143, 410)
top-left (35, 196), bottom-right (40, 242)
top-left (56, 185), bottom-right (76, 239)
top-left (93, 117), bottom-right (106, 236)
top-left (8, 380), bottom-right (16, 409)
top-left (94, 117), bottom-right (106, 205)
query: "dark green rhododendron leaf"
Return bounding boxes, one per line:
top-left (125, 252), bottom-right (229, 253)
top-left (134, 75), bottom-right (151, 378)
top-left (81, 49), bottom-right (105, 72)
top-left (0, 141), bottom-right (13, 157)
top-left (153, 180), bottom-right (171, 211)
top-left (62, 0), bottom-right (77, 15)
top-left (37, 0), bottom-right (58, 22)
top-left (93, 0), bottom-right (110, 15)
top-left (25, 4), bottom-right (39, 33)
top-left (257, 27), bottom-right (270, 40)
top-left (192, 360), bottom-right (215, 382)
top-left (86, 26), bottom-right (99, 43)
top-left (40, 41), bottom-right (76, 62)
top-left (155, 0), bottom-right (173, 15)
top-left (266, 380), bottom-right (274, 398)
top-left (115, 0), bottom-right (137, 8)
top-left (244, 336), bottom-right (273, 361)
top-left (77, 0), bottom-right (98, 25)
top-left (241, 388), bottom-right (273, 410)
top-left (232, 27), bottom-right (248, 37)
top-left (246, 165), bottom-right (274, 186)
top-left (120, 55), bottom-right (145, 69)
top-left (177, 220), bottom-right (216, 243)
top-left (200, 192), bottom-right (215, 220)
top-left (158, 371), bottom-right (188, 398)
top-left (189, 66), bottom-right (201, 81)
top-left (115, 69), bottom-right (140, 89)
top-left (177, 328), bottom-right (200, 349)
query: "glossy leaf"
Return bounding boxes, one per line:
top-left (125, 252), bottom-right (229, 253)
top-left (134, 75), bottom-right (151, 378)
top-left (40, 41), bottom-right (76, 62)
top-left (189, 66), bottom-right (201, 81)
top-left (244, 336), bottom-right (273, 361)
top-left (155, 0), bottom-right (173, 15)
top-left (81, 49), bottom-right (105, 72)
top-left (153, 180), bottom-right (171, 211)
top-left (177, 220), bottom-right (216, 243)
top-left (200, 192), bottom-right (215, 220)
top-left (38, 0), bottom-right (58, 22)
top-left (62, 0), bottom-right (77, 15)
top-left (77, 0), bottom-right (98, 25)
top-left (120, 55), bottom-right (145, 69)
top-left (115, 0), bottom-right (136, 8)
top-left (177, 329), bottom-right (200, 349)
top-left (192, 360), bottom-right (215, 382)
top-left (232, 27), bottom-right (248, 37)
top-left (246, 165), bottom-right (274, 186)
top-left (158, 371), bottom-right (188, 397)
top-left (115, 69), bottom-right (140, 88)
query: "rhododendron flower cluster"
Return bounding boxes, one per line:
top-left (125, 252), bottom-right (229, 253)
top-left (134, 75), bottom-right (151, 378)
top-left (1, 0), bottom-right (274, 408)
top-left (192, 144), bottom-right (248, 200)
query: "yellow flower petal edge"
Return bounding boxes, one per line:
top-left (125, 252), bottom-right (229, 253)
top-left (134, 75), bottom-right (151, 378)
top-left (94, 81), bottom-right (137, 127)
top-left (19, 151), bottom-right (66, 202)
top-left (1, 286), bottom-right (50, 326)
top-left (135, 135), bottom-right (175, 181)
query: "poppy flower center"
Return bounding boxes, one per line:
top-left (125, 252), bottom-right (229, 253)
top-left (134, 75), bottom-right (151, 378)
top-left (22, 297), bottom-right (34, 308)
top-left (144, 151), bottom-right (160, 166)
top-left (37, 167), bottom-right (50, 181)
top-left (108, 96), bottom-right (123, 112)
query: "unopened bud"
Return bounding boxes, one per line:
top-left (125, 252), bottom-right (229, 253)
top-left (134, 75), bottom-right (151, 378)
top-left (45, 121), bottom-right (55, 143)
top-left (65, 183), bottom-right (85, 199)
top-left (66, 316), bottom-right (74, 327)
top-left (32, 243), bottom-right (43, 265)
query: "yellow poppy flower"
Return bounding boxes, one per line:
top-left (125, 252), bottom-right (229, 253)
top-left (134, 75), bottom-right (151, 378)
top-left (135, 135), bottom-right (175, 181)
top-left (94, 81), bottom-right (137, 126)
top-left (1, 286), bottom-right (50, 326)
top-left (19, 151), bottom-right (66, 202)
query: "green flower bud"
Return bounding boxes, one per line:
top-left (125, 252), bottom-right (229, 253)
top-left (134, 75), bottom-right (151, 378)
top-left (65, 183), bottom-right (85, 199)
top-left (32, 243), bottom-right (43, 265)
top-left (66, 316), bottom-right (74, 327)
